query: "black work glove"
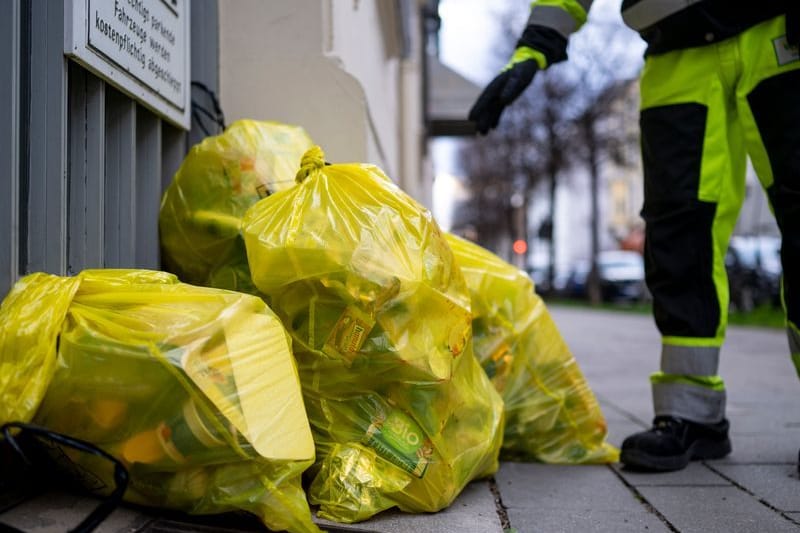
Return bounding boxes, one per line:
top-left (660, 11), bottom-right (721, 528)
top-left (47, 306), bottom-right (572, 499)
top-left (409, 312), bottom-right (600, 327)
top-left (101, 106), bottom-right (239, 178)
top-left (468, 48), bottom-right (540, 135)
top-left (788, 4), bottom-right (799, 47)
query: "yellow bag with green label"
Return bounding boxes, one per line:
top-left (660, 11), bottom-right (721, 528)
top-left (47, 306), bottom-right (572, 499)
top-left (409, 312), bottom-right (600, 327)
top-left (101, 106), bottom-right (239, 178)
top-left (445, 234), bottom-right (618, 463)
top-left (0, 270), bottom-right (320, 533)
top-left (160, 119), bottom-right (314, 294)
top-left (241, 147), bottom-right (505, 523)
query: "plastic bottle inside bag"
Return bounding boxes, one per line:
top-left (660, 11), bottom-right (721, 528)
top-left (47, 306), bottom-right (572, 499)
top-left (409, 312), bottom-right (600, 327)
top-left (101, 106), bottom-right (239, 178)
top-left (121, 399), bottom-right (237, 465)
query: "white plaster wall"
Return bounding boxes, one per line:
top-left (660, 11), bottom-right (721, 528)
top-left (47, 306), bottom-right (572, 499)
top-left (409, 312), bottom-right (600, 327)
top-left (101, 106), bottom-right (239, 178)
top-left (219, 0), bottom-right (369, 164)
top-left (400, 58), bottom-right (428, 207)
top-left (324, 0), bottom-right (401, 177)
top-left (218, 0), bottom-right (426, 198)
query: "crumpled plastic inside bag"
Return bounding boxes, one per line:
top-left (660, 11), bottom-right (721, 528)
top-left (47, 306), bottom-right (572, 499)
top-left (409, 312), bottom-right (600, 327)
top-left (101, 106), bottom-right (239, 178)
top-left (446, 234), bottom-right (619, 463)
top-left (241, 146), bottom-right (505, 523)
top-left (160, 119), bottom-right (314, 295)
top-left (0, 270), bottom-right (320, 533)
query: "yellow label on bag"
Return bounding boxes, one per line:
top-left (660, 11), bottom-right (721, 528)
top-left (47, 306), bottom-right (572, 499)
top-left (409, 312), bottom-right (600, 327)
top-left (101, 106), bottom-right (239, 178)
top-left (323, 306), bottom-right (375, 362)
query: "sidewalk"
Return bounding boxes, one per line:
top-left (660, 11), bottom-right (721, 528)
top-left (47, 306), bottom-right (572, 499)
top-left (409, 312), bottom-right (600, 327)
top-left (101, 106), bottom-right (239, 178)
top-left (2, 306), bottom-right (799, 532)
top-left (512, 306), bottom-right (800, 533)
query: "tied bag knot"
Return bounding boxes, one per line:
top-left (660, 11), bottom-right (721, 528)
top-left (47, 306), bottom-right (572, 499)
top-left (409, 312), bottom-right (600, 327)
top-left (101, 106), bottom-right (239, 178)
top-left (295, 146), bottom-right (326, 184)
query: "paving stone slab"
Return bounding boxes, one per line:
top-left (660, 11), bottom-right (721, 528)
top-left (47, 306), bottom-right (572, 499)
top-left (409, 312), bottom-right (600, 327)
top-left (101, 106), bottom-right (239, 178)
top-left (711, 464), bottom-right (800, 513)
top-left (723, 411), bottom-right (800, 434)
top-left (637, 485), bottom-right (799, 533)
top-left (718, 328), bottom-right (799, 425)
top-left (601, 416), bottom-right (648, 450)
top-left (714, 433), bottom-right (799, 464)
top-left (720, 328), bottom-right (790, 378)
top-left (496, 462), bottom-right (668, 533)
top-left (138, 517), bottom-right (263, 533)
top-left (613, 462), bottom-right (729, 487)
top-left (596, 395), bottom-right (653, 427)
top-left (548, 307), bottom-right (660, 423)
top-left (549, 307), bottom-right (660, 357)
top-left (725, 395), bottom-right (800, 434)
top-left (596, 401), bottom-right (644, 424)
top-left (0, 491), bottom-right (152, 533)
top-left (314, 480), bottom-right (502, 533)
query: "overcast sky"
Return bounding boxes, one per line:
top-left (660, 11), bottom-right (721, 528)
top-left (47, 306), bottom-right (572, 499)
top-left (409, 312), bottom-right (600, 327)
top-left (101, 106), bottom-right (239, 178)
top-left (431, 0), bottom-right (647, 243)
top-left (438, 0), bottom-right (644, 84)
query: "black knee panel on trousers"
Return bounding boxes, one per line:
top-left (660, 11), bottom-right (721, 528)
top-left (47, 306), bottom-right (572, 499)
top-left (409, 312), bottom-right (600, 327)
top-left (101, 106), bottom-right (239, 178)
top-left (640, 103), bottom-right (721, 338)
top-left (748, 70), bottom-right (800, 326)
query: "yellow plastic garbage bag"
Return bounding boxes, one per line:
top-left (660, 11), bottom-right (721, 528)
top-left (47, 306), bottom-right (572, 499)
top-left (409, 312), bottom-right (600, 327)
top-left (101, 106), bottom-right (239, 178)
top-left (241, 147), bottom-right (505, 523)
top-left (445, 234), bottom-right (618, 463)
top-left (160, 119), bottom-right (314, 294)
top-left (0, 270), bottom-right (320, 533)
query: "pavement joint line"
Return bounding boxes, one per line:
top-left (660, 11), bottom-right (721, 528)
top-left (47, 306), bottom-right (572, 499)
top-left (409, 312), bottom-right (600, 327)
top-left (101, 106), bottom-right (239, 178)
top-left (702, 461), bottom-right (800, 527)
top-left (593, 393), bottom-right (650, 427)
top-left (628, 483), bottom-right (730, 487)
top-left (488, 476), bottom-right (512, 531)
top-left (606, 464), bottom-right (680, 532)
top-left (714, 461), bottom-right (796, 465)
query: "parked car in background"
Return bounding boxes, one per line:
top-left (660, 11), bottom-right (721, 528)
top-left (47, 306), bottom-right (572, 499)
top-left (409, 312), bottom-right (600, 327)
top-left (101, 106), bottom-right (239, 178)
top-left (726, 235), bottom-right (781, 311)
top-left (563, 250), bottom-right (648, 303)
top-left (526, 265), bottom-right (570, 296)
top-left (527, 265), bottom-right (551, 294)
top-left (560, 238), bottom-right (781, 310)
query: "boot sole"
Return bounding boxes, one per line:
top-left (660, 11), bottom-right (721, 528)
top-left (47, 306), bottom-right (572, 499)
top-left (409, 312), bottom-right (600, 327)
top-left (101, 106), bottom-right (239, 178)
top-left (620, 438), bottom-right (732, 472)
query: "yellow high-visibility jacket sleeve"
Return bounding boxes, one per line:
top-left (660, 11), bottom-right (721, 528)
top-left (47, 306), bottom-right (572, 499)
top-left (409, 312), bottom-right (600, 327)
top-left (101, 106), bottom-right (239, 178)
top-left (527, 0), bottom-right (592, 38)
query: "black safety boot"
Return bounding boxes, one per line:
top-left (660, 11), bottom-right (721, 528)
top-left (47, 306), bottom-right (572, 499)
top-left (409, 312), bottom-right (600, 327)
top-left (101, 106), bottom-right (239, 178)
top-left (620, 416), bottom-right (731, 472)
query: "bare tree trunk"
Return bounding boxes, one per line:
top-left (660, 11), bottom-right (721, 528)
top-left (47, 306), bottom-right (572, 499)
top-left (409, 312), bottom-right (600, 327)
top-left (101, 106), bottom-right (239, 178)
top-left (508, 205), bottom-right (517, 265)
top-left (547, 167), bottom-right (557, 293)
top-left (544, 102), bottom-right (559, 295)
top-left (517, 193), bottom-right (529, 270)
top-left (584, 117), bottom-right (603, 306)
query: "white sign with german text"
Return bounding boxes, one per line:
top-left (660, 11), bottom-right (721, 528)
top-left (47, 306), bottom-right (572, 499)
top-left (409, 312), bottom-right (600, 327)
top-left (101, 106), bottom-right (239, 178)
top-left (66, 0), bottom-right (191, 129)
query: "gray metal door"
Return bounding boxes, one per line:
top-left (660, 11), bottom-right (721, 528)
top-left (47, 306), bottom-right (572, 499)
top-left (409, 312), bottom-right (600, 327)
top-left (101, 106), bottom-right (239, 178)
top-left (0, 0), bottom-right (219, 297)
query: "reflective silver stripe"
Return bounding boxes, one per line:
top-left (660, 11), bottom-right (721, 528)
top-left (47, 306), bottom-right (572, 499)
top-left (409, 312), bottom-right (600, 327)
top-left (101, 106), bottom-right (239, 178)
top-left (661, 344), bottom-right (720, 375)
top-left (527, 5), bottom-right (580, 38)
top-left (621, 0), bottom-right (703, 31)
top-left (788, 326), bottom-right (800, 354)
top-left (652, 382), bottom-right (726, 424)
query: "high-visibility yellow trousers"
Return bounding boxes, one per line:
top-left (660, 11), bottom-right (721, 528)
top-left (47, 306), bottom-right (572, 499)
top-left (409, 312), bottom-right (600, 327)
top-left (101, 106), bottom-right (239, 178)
top-left (639, 14), bottom-right (800, 423)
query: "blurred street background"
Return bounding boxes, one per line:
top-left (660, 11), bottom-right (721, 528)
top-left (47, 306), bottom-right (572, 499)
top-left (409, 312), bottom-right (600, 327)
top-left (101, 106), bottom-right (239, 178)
top-left (0, 0), bottom-right (784, 330)
top-left (429, 0), bottom-right (783, 327)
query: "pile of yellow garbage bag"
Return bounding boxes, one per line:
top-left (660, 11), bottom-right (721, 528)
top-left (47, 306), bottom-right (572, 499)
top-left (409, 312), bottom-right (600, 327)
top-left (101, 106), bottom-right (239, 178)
top-left (158, 119), bottom-right (616, 467)
top-left (241, 146), bottom-right (505, 523)
top-left (446, 234), bottom-right (618, 463)
top-left (0, 119), bottom-right (620, 530)
top-left (0, 270), bottom-right (320, 533)
top-left (160, 119), bottom-right (314, 295)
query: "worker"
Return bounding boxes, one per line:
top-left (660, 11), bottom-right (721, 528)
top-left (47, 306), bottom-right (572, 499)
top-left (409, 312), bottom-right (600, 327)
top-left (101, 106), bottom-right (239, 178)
top-left (469, 0), bottom-right (799, 472)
